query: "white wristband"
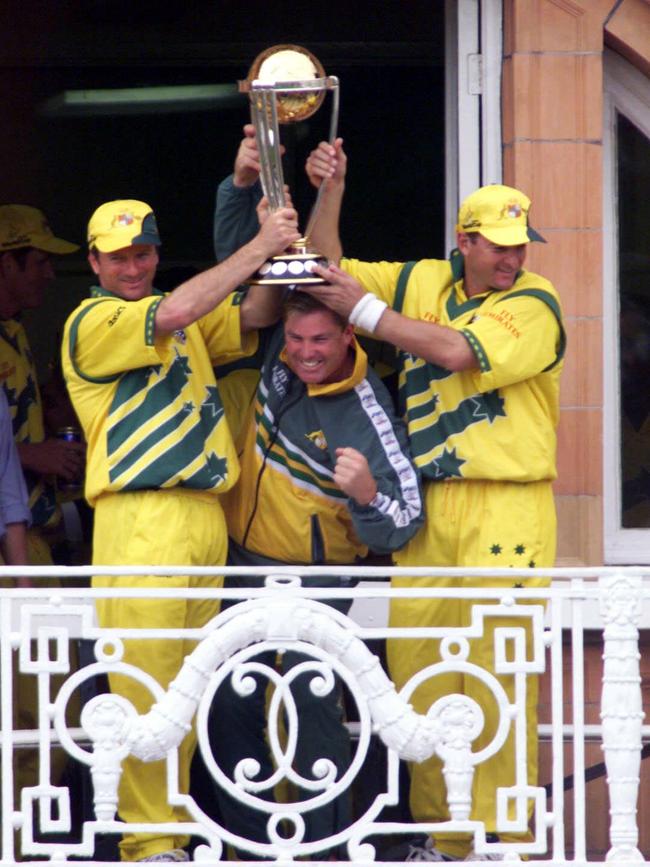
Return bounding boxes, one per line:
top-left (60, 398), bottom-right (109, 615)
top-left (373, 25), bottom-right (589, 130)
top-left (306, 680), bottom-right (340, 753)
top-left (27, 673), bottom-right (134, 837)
top-left (348, 292), bottom-right (388, 333)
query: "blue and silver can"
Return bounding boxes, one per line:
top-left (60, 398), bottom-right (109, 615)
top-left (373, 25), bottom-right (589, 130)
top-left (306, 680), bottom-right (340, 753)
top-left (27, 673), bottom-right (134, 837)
top-left (57, 426), bottom-right (82, 491)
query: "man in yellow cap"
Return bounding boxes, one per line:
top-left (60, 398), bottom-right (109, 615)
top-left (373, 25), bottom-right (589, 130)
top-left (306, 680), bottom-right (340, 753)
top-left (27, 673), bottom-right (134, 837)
top-left (300, 146), bottom-right (564, 862)
top-left (61, 197), bottom-right (299, 863)
top-left (0, 205), bottom-right (85, 562)
top-left (0, 205), bottom-right (87, 818)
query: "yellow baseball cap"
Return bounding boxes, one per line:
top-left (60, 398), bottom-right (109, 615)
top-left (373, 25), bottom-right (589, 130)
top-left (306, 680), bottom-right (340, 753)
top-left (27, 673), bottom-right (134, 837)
top-left (456, 184), bottom-right (545, 245)
top-left (0, 204), bottom-right (79, 254)
top-left (87, 199), bottom-right (161, 253)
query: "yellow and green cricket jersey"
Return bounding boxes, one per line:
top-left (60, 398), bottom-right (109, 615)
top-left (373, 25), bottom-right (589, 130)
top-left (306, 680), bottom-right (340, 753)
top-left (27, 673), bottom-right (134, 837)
top-left (62, 286), bottom-right (256, 506)
top-left (342, 253), bottom-right (565, 482)
top-left (0, 318), bottom-right (58, 526)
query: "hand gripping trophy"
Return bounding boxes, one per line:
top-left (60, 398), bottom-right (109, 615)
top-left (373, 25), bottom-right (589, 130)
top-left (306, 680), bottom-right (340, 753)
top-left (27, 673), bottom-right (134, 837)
top-left (239, 44), bottom-right (340, 285)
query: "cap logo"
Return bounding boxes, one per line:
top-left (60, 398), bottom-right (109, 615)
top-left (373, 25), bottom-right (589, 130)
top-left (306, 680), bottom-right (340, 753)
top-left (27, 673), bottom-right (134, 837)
top-left (501, 201), bottom-right (524, 221)
top-left (112, 212), bottom-right (135, 228)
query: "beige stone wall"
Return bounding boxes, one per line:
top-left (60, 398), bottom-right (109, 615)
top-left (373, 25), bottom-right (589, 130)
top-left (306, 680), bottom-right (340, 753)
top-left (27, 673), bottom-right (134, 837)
top-left (503, 0), bottom-right (650, 565)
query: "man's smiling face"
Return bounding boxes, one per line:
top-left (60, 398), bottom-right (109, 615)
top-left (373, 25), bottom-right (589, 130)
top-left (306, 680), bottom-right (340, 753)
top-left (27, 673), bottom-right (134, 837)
top-left (283, 309), bottom-right (354, 385)
top-left (88, 244), bottom-right (159, 300)
top-left (458, 231), bottom-right (527, 297)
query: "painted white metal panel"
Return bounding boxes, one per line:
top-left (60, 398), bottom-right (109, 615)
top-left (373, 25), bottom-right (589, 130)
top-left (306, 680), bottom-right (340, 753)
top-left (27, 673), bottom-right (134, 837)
top-left (1, 565), bottom-right (648, 864)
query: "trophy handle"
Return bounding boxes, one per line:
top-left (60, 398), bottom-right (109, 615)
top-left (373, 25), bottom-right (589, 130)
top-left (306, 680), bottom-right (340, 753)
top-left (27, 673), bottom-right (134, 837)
top-left (250, 76), bottom-right (340, 235)
top-left (304, 75), bottom-right (340, 245)
top-left (251, 90), bottom-right (287, 213)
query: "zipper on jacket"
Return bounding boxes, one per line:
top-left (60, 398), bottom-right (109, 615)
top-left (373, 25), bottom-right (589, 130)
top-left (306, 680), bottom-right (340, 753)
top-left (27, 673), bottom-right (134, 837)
top-left (310, 514), bottom-right (326, 565)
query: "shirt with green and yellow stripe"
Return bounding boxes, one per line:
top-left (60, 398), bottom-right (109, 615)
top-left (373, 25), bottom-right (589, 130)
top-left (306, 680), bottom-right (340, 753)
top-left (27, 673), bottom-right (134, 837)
top-left (62, 286), bottom-right (256, 506)
top-left (341, 253), bottom-right (565, 483)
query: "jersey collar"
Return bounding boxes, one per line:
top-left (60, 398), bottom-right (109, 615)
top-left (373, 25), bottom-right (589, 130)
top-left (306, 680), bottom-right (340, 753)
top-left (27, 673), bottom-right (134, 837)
top-left (89, 284), bottom-right (164, 300)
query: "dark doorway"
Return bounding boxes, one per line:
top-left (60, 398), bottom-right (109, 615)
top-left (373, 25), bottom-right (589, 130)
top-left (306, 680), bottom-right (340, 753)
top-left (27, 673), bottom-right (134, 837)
top-left (0, 1), bottom-right (447, 376)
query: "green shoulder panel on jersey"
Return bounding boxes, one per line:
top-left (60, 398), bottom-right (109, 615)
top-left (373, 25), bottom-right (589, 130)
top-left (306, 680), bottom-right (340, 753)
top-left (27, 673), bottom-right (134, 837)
top-left (496, 288), bottom-right (566, 371)
top-left (65, 300), bottom-right (123, 385)
top-left (450, 247), bottom-right (464, 282)
top-left (392, 254), bottom-right (484, 323)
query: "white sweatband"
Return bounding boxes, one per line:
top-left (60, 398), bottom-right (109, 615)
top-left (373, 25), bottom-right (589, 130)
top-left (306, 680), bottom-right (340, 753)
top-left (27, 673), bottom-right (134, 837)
top-left (348, 292), bottom-right (388, 333)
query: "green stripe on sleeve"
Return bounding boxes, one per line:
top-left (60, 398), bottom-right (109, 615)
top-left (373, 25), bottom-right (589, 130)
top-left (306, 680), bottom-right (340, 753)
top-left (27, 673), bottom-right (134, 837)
top-left (461, 328), bottom-right (491, 372)
top-left (144, 296), bottom-right (162, 346)
top-left (66, 301), bottom-right (121, 385)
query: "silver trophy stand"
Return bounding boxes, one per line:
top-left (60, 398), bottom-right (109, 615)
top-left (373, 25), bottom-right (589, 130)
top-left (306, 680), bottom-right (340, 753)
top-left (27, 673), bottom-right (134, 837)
top-left (239, 45), bottom-right (340, 286)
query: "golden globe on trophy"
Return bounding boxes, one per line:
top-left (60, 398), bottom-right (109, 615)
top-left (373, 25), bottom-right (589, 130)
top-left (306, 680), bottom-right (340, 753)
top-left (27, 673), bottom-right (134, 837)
top-left (239, 44), bottom-right (340, 285)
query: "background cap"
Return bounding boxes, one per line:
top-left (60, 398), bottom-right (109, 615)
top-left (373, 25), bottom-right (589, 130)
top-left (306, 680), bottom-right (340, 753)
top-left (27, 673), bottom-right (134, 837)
top-left (456, 184), bottom-right (545, 245)
top-left (87, 200), bottom-right (161, 253)
top-left (0, 204), bottom-right (79, 254)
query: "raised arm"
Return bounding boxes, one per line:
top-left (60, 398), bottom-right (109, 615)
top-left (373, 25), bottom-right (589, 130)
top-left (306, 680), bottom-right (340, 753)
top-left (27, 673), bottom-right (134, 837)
top-left (155, 207), bottom-right (299, 336)
top-left (305, 139), bottom-right (346, 264)
top-left (213, 124), bottom-right (265, 262)
top-left (306, 263), bottom-right (477, 371)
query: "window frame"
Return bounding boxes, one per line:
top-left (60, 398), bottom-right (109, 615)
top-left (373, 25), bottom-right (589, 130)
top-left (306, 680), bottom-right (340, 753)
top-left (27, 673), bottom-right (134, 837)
top-left (603, 48), bottom-right (650, 563)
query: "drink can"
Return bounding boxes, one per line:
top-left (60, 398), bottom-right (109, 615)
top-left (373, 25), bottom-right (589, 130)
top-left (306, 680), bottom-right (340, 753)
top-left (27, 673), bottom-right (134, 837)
top-left (57, 426), bottom-right (81, 444)
top-left (57, 426), bottom-right (82, 491)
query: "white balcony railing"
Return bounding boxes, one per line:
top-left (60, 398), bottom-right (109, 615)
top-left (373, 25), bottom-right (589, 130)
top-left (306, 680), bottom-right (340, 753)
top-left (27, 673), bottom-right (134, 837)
top-left (1, 565), bottom-right (648, 865)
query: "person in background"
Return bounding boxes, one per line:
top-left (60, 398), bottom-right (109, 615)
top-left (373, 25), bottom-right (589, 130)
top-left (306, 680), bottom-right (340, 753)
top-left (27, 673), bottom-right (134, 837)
top-left (0, 204), bottom-right (85, 815)
top-left (0, 204), bottom-right (85, 563)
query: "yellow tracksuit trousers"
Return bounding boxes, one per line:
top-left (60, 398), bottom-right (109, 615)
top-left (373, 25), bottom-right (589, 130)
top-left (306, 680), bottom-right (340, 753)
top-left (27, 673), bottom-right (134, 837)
top-left (92, 488), bottom-right (225, 862)
top-left (387, 479), bottom-right (555, 861)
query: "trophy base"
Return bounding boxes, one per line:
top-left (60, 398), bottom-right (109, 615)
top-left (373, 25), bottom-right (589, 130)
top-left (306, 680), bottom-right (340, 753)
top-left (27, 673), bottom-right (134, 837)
top-left (253, 242), bottom-right (328, 286)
